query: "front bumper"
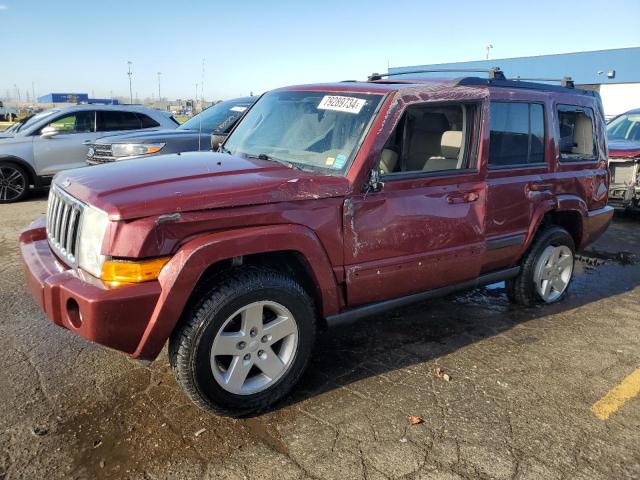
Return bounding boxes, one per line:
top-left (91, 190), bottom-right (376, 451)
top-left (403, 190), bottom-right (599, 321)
top-left (608, 185), bottom-right (639, 211)
top-left (20, 217), bottom-right (161, 355)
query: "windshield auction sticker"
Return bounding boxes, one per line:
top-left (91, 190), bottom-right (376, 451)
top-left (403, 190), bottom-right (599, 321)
top-left (318, 96), bottom-right (366, 114)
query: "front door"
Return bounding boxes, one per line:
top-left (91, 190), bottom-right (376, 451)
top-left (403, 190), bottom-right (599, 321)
top-left (33, 110), bottom-right (100, 175)
top-left (343, 100), bottom-right (486, 307)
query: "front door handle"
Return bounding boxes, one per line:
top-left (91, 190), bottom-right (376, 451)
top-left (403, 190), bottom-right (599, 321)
top-left (447, 191), bottom-right (480, 204)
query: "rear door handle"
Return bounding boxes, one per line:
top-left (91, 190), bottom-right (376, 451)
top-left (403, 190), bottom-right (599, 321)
top-left (528, 182), bottom-right (552, 192)
top-left (447, 191), bottom-right (480, 204)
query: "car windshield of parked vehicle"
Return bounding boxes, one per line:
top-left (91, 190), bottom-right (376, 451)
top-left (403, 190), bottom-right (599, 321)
top-left (179, 99), bottom-right (254, 133)
top-left (15, 109), bottom-right (60, 133)
top-left (607, 113), bottom-right (640, 142)
top-left (222, 90), bottom-right (383, 173)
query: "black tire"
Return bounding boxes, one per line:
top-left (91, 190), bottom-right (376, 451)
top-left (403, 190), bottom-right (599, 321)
top-left (506, 225), bottom-right (575, 306)
top-left (0, 162), bottom-right (29, 203)
top-left (169, 267), bottom-right (317, 417)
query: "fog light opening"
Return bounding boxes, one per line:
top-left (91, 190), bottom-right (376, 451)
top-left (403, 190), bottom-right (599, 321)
top-left (66, 298), bottom-right (83, 328)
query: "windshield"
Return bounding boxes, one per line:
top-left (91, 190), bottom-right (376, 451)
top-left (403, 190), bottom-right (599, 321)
top-left (179, 98), bottom-right (254, 133)
top-left (223, 90), bottom-right (383, 174)
top-left (607, 113), bottom-right (640, 142)
top-left (15, 109), bottom-right (60, 133)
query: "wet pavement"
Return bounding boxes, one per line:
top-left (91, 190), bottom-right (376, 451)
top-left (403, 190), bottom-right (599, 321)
top-left (1, 193), bottom-right (639, 480)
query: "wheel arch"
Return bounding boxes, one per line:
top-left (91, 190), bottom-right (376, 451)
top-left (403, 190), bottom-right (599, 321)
top-left (0, 155), bottom-right (38, 187)
top-left (524, 195), bottom-right (586, 253)
top-left (132, 224), bottom-right (342, 360)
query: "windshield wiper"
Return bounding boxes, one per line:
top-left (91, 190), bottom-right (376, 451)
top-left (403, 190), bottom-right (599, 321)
top-left (218, 145), bottom-right (233, 154)
top-left (246, 153), bottom-right (301, 170)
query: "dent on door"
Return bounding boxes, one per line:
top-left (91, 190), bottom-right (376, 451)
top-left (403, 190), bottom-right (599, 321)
top-left (342, 180), bottom-right (486, 307)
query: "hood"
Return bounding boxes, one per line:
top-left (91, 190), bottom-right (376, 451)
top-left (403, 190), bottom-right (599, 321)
top-left (0, 132), bottom-right (16, 140)
top-left (57, 151), bottom-right (350, 221)
top-left (95, 128), bottom-right (200, 144)
top-left (608, 139), bottom-right (640, 159)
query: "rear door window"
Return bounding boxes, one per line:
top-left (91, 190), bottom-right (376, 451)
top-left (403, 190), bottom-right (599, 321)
top-left (557, 105), bottom-right (596, 161)
top-left (489, 102), bottom-right (546, 167)
top-left (97, 111), bottom-right (143, 132)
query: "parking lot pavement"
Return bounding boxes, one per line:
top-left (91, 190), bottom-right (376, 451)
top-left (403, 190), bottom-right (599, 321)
top-left (1, 194), bottom-right (639, 480)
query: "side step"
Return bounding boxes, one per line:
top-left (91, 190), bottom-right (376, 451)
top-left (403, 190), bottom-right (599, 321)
top-left (325, 266), bottom-right (520, 328)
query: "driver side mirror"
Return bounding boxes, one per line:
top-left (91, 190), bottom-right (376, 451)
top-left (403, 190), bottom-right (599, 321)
top-left (211, 134), bottom-right (226, 151)
top-left (364, 168), bottom-right (384, 193)
top-left (40, 126), bottom-right (60, 139)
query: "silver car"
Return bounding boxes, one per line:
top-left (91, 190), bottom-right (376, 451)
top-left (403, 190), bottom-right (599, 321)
top-left (0, 105), bottom-right (178, 203)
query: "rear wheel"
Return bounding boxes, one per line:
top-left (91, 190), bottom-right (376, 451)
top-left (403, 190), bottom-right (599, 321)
top-left (507, 225), bottom-right (575, 306)
top-left (0, 162), bottom-right (29, 203)
top-left (169, 267), bottom-right (316, 417)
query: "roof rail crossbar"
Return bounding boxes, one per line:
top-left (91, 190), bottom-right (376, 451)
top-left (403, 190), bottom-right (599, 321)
top-left (368, 67), bottom-right (505, 82)
top-left (510, 76), bottom-right (575, 88)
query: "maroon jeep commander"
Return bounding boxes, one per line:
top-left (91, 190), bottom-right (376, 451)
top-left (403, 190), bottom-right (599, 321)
top-left (21, 69), bottom-right (613, 416)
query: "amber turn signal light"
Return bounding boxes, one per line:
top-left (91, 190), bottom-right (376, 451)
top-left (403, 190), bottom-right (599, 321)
top-left (101, 257), bottom-right (171, 283)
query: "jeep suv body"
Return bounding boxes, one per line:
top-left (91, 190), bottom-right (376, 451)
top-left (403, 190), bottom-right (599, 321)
top-left (20, 73), bottom-right (613, 416)
top-left (606, 108), bottom-right (640, 211)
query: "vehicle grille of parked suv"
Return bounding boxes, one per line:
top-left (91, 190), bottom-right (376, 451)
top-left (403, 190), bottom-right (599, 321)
top-left (610, 162), bottom-right (637, 185)
top-left (85, 143), bottom-right (115, 164)
top-left (46, 186), bottom-right (84, 266)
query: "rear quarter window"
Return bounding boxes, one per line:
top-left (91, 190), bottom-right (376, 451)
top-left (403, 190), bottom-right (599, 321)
top-left (137, 113), bottom-right (160, 128)
top-left (557, 105), bottom-right (596, 161)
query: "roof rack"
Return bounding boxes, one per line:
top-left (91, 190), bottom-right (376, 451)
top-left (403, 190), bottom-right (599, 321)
top-left (368, 67), bottom-right (506, 82)
top-left (510, 76), bottom-right (575, 88)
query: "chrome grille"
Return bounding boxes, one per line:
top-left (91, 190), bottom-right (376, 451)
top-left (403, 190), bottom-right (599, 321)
top-left (46, 185), bottom-right (84, 266)
top-left (610, 161), bottom-right (638, 185)
top-left (86, 143), bottom-right (115, 165)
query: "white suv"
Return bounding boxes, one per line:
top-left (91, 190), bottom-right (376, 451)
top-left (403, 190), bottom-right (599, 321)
top-left (0, 105), bottom-right (178, 203)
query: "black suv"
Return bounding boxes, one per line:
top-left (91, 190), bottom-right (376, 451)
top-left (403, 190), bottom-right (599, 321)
top-left (86, 96), bottom-right (255, 164)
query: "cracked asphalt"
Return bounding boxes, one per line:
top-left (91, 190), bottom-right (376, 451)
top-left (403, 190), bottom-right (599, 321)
top-left (1, 193), bottom-right (639, 480)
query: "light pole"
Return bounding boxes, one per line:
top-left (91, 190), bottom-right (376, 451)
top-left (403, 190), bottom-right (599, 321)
top-left (485, 44), bottom-right (494, 60)
top-left (127, 61), bottom-right (133, 104)
top-left (157, 72), bottom-right (162, 101)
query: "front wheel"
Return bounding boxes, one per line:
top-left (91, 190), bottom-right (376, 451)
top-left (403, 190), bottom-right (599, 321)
top-left (169, 267), bottom-right (316, 417)
top-left (506, 226), bottom-right (575, 306)
top-left (0, 162), bottom-right (29, 203)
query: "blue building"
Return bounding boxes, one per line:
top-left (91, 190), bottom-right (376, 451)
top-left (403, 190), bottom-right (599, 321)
top-left (389, 47), bottom-right (640, 117)
top-left (37, 93), bottom-right (118, 105)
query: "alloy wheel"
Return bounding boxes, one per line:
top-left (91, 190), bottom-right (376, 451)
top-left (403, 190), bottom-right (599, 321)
top-left (0, 165), bottom-right (26, 202)
top-left (210, 301), bottom-right (299, 395)
top-left (533, 245), bottom-right (574, 302)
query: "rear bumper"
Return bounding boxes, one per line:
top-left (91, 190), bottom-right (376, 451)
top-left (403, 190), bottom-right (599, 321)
top-left (20, 217), bottom-right (161, 356)
top-left (580, 206), bottom-right (614, 250)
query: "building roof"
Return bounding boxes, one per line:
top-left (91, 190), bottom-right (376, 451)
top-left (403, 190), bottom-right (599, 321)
top-left (389, 47), bottom-right (640, 85)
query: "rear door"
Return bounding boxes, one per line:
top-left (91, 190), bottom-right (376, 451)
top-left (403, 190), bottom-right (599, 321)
top-left (483, 95), bottom-right (552, 272)
top-left (32, 110), bottom-right (101, 175)
top-left (344, 100), bottom-right (486, 306)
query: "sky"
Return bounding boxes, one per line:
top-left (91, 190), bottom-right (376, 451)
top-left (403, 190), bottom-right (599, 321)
top-left (1, 0), bottom-right (639, 102)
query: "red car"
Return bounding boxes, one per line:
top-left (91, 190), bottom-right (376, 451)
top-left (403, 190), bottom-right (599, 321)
top-left (606, 108), bottom-right (640, 211)
top-left (21, 70), bottom-right (613, 416)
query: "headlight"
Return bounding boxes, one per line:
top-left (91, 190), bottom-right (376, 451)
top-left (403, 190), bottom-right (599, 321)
top-left (77, 206), bottom-right (110, 278)
top-left (111, 143), bottom-right (165, 158)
